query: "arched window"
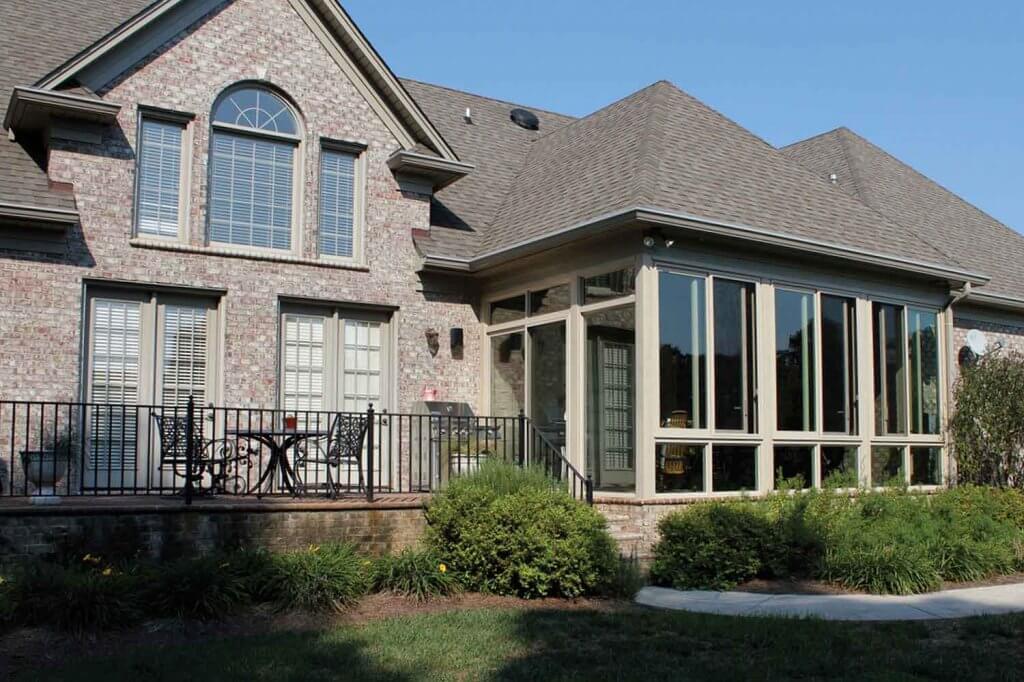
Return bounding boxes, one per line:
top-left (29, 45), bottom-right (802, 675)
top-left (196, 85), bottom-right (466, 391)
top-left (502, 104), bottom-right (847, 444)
top-left (208, 86), bottom-right (300, 251)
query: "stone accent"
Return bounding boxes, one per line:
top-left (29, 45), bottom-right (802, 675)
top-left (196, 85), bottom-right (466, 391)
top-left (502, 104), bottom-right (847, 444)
top-left (597, 499), bottom-right (703, 561)
top-left (0, 502), bottom-right (427, 566)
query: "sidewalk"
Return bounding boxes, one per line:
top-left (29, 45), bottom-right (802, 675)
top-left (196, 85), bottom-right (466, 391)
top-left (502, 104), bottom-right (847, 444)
top-left (635, 583), bottom-right (1024, 621)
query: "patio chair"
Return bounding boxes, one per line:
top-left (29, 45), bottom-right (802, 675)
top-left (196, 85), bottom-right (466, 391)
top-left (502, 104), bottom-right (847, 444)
top-left (295, 412), bottom-right (369, 498)
top-left (152, 412), bottom-right (250, 495)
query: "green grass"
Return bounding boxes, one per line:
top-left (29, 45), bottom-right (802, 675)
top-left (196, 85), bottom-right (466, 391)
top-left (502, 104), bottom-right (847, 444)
top-left (21, 606), bottom-right (1024, 681)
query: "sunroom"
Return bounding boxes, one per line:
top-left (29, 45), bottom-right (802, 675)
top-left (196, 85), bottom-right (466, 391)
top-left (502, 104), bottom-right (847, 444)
top-left (479, 228), bottom-right (957, 502)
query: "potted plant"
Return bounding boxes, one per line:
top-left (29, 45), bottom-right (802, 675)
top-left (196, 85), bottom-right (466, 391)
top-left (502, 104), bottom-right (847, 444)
top-left (21, 426), bottom-right (77, 504)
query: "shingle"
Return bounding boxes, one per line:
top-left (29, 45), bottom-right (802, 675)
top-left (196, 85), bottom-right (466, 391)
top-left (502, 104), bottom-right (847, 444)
top-left (783, 127), bottom-right (1024, 300)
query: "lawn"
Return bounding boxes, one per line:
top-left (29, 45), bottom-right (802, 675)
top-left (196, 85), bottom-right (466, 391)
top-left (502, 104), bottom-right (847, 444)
top-left (19, 605), bottom-right (1024, 682)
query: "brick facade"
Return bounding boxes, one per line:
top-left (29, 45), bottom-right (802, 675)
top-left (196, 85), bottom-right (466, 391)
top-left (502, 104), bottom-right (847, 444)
top-left (0, 0), bottom-right (480, 412)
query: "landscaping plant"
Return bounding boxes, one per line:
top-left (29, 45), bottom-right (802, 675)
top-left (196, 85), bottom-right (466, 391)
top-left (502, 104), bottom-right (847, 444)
top-left (426, 460), bottom-right (619, 598)
top-left (372, 547), bottom-right (460, 601)
top-left (264, 543), bottom-right (370, 613)
top-left (148, 555), bottom-right (250, 620)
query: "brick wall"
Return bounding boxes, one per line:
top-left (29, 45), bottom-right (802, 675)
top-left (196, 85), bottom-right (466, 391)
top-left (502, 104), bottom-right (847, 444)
top-left (0, 502), bottom-right (427, 566)
top-left (0, 0), bottom-right (480, 412)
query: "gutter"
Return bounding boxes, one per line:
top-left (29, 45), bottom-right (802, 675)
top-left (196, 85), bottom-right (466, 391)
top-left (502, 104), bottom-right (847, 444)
top-left (960, 290), bottom-right (1024, 314)
top-left (0, 202), bottom-right (79, 229)
top-left (4, 87), bottom-right (121, 132)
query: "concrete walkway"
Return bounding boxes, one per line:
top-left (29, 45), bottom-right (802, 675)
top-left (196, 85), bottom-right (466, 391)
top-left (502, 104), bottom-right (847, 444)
top-left (636, 583), bottom-right (1024, 621)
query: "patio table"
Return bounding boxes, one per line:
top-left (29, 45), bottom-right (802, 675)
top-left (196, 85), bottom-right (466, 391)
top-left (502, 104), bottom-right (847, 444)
top-left (227, 428), bottom-right (329, 497)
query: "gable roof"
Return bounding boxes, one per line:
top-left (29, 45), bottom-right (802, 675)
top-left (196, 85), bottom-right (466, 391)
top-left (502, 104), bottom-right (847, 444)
top-left (782, 128), bottom-right (1024, 305)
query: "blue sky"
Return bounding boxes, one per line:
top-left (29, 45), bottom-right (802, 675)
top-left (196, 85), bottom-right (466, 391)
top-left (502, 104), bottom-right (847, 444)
top-left (344, 0), bottom-right (1023, 232)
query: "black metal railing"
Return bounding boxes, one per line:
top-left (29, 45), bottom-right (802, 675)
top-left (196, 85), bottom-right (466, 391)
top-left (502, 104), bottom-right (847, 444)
top-left (0, 399), bottom-right (593, 505)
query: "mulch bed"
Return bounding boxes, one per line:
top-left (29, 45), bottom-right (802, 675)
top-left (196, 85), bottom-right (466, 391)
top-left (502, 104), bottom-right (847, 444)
top-left (0, 593), bottom-right (626, 678)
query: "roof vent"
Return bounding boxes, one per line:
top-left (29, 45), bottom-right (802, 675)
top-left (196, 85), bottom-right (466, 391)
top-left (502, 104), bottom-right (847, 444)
top-left (829, 172), bottom-right (839, 185)
top-left (510, 108), bottom-right (539, 131)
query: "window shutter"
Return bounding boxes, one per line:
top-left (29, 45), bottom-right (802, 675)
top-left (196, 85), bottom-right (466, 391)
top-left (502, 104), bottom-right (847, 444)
top-left (136, 119), bottom-right (183, 237)
top-left (161, 304), bottom-right (208, 408)
top-left (283, 315), bottom-right (325, 418)
top-left (209, 132), bottom-right (293, 250)
top-left (319, 150), bottom-right (356, 257)
top-left (89, 300), bottom-right (141, 470)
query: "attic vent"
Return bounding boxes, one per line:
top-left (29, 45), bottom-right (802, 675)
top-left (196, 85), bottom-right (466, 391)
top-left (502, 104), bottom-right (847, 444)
top-left (510, 108), bottom-right (539, 131)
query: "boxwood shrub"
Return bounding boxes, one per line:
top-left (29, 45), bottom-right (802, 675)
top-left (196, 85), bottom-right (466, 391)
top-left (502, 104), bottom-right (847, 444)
top-left (426, 461), bottom-right (619, 598)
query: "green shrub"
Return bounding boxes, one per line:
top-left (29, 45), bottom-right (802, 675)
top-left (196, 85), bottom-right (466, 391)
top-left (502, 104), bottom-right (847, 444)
top-left (147, 556), bottom-right (249, 620)
top-left (426, 462), bottom-right (618, 598)
top-left (265, 543), bottom-right (370, 613)
top-left (373, 547), bottom-right (460, 601)
top-left (820, 535), bottom-right (941, 594)
top-left (651, 503), bottom-right (785, 590)
top-left (5, 563), bottom-right (141, 633)
top-left (229, 547), bottom-right (279, 603)
top-left (604, 552), bottom-right (646, 599)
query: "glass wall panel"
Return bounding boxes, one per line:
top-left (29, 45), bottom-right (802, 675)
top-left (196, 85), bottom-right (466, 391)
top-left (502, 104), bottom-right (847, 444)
top-left (585, 306), bottom-right (636, 493)
top-left (775, 290), bottom-right (815, 431)
top-left (713, 280), bottom-right (757, 432)
top-left (529, 285), bottom-right (571, 316)
top-left (490, 332), bottom-right (525, 416)
top-left (656, 443), bottom-right (705, 493)
top-left (821, 295), bottom-right (857, 434)
top-left (490, 296), bottom-right (526, 324)
top-left (821, 446), bottom-right (858, 488)
top-left (659, 272), bottom-right (707, 429)
top-left (910, 447), bottom-right (942, 486)
top-left (871, 446), bottom-right (904, 486)
top-left (712, 445), bottom-right (757, 491)
top-left (873, 303), bottom-right (907, 435)
top-left (581, 266), bottom-right (636, 305)
top-left (774, 446), bottom-right (813, 489)
top-left (909, 309), bottom-right (941, 435)
top-left (529, 323), bottom-right (567, 451)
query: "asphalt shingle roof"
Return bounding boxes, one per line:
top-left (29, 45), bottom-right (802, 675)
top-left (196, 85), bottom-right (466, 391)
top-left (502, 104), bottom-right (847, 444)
top-left (782, 128), bottom-right (1024, 301)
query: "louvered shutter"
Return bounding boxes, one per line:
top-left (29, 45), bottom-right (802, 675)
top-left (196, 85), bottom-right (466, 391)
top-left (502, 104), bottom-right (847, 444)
top-left (318, 150), bottom-right (356, 257)
top-left (161, 304), bottom-right (208, 408)
top-left (89, 300), bottom-right (141, 470)
top-left (209, 132), bottom-right (293, 250)
top-left (136, 119), bottom-right (183, 237)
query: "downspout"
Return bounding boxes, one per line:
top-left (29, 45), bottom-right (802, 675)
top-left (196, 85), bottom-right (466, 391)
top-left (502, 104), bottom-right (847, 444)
top-left (943, 282), bottom-right (972, 485)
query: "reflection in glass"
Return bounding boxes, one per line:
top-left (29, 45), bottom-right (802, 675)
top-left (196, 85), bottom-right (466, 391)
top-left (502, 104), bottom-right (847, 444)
top-left (712, 445), bottom-right (756, 491)
top-left (775, 290), bottom-right (815, 431)
top-left (774, 446), bottom-right (813, 489)
top-left (490, 332), bottom-right (524, 417)
top-left (529, 323), bottom-right (567, 451)
top-left (822, 295), bottom-right (857, 434)
top-left (713, 280), bottom-right (756, 432)
top-left (529, 285), bottom-right (571, 316)
top-left (659, 272), bottom-right (707, 429)
top-left (656, 443), bottom-right (704, 493)
top-left (871, 446), bottom-right (904, 486)
top-left (821, 446), bottom-right (858, 488)
top-left (873, 303), bottom-right (907, 435)
top-left (585, 306), bottom-right (636, 493)
top-left (909, 309), bottom-right (940, 435)
top-left (911, 447), bottom-right (942, 486)
top-left (490, 296), bottom-right (526, 324)
top-left (581, 266), bottom-right (636, 305)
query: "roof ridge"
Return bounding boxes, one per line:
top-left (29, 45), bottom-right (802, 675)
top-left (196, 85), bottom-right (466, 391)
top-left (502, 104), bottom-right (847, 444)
top-left (832, 128), bottom-right (870, 203)
top-left (633, 82), bottom-right (672, 206)
top-left (399, 77), bottom-right (577, 122)
top-left (529, 80), bottom-right (669, 145)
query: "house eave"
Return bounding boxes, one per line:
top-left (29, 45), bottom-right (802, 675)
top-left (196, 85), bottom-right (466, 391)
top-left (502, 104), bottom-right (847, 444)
top-left (960, 291), bottom-right (1024, 314)
top-left (0, 202), bottom-right (79, 230)
top-left (387, 150), bottom-right (474, 191)
top-left (4, 87), bottom-right (121, 133)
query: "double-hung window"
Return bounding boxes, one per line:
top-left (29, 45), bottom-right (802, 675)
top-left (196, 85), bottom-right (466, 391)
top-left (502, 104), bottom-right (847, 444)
top-left (135, 112), bottom-right (189, 239)
top-left (318, 142), bottom-right (364, 260)
top-left (209, 87), bottom-right (299, 252)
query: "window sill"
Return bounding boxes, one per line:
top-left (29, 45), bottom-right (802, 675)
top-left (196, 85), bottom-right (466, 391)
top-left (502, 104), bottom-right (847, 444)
top-left (129, 238), bottom-right (370, 271)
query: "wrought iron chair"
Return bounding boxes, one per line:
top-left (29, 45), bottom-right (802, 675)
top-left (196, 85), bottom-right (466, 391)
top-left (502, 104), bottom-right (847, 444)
top-left (294, 412), bottom-right (369, 498)
top-left (152, 412), bottom-right (250, 495)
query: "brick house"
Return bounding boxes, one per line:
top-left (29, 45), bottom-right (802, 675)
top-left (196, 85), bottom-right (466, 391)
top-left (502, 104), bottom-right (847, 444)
top-left (2, 0), bottom-right (1024, 553)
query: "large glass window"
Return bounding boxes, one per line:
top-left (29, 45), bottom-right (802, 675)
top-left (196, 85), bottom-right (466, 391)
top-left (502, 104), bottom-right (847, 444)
top-left (529, 285), bottom-right (571, 316)
top-left (712, 446), bottom-right (756, 491)
top-left (910, 447), bottom-right (942, 486)
top-left (774, 446), bottom-right (813, 489)
top-left (136, 117), bottom-right (184, 238)
top-left (657, 443), bottom-right (704, 493)
top-left (871, 446), bottom-right (904, 486)
top-left (909, 309), bottom-right (941, 435)
top-left (318, 148), bottom-right (358, 258)
top-left (873, 303), bottom-right (907, 435)
top-left (659, 272), bottom-right (707, 429)
top-left (585, 306), bottom-right (636, 492)
top-left (209, 87), bottom-right (298, 251)
top-left (490, 331), bottom-right (525, 417)
top-left (713, 280), bottom-right (756, 432)
top-left (821, 446), bottom-right (858, 488)
top-left (581, 266), bottom-right (636, 305)
top-left (775, 290), bottom-right (815, 431)
top-left (529, 323), bottom-right (567, 451)
top-left (822, 295), bottom-right (857, 434)
top-left (490, 296), bottom-right (526, 324)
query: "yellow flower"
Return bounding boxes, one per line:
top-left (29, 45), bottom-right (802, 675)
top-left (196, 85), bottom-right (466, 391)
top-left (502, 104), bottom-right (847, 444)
top-left (0, 576), bottom-right (6, 585)
top-left (308, 544), bottom-right (320, 554)
top-left (438, 564), bottom-right (447, 574)
top-left (102, 567), bottom-right (113, 577)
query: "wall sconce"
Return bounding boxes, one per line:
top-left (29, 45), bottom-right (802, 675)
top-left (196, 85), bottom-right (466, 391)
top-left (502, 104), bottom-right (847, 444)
top-left (425, 328), bottom-right (440, 357)
top-left (450, 327), bottom-right (464, 359)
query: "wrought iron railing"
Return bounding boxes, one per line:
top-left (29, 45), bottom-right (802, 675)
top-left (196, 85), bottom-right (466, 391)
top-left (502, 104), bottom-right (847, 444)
top-left (0, 398), bottom-right (593, 504)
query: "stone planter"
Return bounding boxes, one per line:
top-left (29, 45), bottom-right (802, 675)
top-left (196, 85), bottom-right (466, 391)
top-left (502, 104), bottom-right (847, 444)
top-left (20, 449), bottom-right (69, 504)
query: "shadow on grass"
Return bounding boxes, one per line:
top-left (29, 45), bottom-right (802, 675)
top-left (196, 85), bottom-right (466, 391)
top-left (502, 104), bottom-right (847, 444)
top-left (18, 606), bottom-right (1024, 681)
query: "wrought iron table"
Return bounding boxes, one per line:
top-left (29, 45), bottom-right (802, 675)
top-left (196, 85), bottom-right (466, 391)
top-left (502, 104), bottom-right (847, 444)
top-left (227, 428), bottom-right (328, 497)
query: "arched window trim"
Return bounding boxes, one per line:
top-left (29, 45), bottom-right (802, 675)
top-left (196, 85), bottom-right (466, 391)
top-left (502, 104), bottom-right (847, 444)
top-left (206, 82), bottom-right (304, 254)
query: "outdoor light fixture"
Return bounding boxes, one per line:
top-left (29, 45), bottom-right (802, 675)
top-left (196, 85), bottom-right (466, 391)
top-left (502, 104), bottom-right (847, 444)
top-left (642, 236), bottom-right (656, 248)
top-left (425, 328), bottom-right (440, 357)
top-left (450, 327), bottom-right (464, 358)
